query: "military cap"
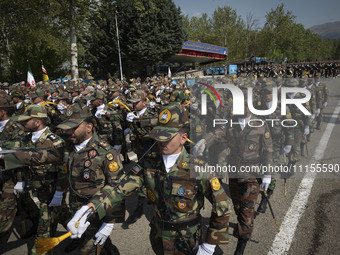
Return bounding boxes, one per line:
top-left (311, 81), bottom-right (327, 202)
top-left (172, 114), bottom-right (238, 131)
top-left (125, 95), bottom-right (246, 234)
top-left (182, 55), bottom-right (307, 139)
top-left (12, 105), bottom-right (47, 121)
top-left (144, 105), bottom-right (189, 142)
top-left (284, 78), bottom-right (299, 87)
top-left (261, 86), bottom-right (274, 93)
top-left (0, 95), bottom-right (14, 108)
top-left (127, 90), bottom-right (147, 103)
top-left (29, 88), bottom-right (44, 98)
top-left (56, 103), bottom-right (92, 130)
top-left (87, 90), bottom-right (105, 100)
top-left (109, 85), bottom-right (120, 92)
top-left (56, 91), bottom-right (70, 100)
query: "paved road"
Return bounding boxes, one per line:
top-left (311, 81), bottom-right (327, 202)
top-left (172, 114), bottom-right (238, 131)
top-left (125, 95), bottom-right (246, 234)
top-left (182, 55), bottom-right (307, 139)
top-left (1, 78), bottom-right (339, 255)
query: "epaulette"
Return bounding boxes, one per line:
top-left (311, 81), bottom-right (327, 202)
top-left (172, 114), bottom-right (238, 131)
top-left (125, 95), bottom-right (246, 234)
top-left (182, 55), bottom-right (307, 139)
top-left (98, 140), bottom-right (111, 151)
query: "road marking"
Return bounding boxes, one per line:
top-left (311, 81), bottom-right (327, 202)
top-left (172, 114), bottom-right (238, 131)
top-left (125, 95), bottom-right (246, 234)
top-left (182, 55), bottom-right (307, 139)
top-left (268, 101), bottom-right (340, 255)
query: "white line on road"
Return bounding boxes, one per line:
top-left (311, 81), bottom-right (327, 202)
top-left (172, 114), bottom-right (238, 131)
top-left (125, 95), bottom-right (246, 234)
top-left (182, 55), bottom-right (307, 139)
top-left (268, 101), bottom-right (340, 255)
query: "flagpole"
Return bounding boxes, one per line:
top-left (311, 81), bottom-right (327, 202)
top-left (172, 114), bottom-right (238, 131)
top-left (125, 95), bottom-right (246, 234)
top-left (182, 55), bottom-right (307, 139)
top-left (115, 9), bottom-right (123, 81)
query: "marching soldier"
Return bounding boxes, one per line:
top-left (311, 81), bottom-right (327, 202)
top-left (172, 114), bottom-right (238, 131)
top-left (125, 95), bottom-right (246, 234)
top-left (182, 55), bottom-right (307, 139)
top-left (313, 73), bottom-right (328, 130)
top-left (0, 96), bottom-right (39, 238)
top-left (56, 103), bottom-right (122, 254)
top-left (2, 105), bottom-right (66, 255)
top-left (67, 105), bottom-right (231, 255)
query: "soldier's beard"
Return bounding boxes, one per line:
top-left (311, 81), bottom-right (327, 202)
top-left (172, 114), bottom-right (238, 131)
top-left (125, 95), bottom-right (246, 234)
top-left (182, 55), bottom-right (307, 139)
top-left (69, 132), bottom-right (87, 145)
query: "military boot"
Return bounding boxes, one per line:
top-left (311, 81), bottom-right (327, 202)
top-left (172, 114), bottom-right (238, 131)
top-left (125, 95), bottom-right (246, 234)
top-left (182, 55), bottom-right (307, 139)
top-left (234, 238), bottom-right (248, 255)
top-left (257, 189), bottom-right (273, 213)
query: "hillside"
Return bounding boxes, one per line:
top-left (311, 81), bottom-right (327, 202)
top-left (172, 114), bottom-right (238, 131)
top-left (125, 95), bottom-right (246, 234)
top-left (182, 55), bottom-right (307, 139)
top-left (309, 21), bottom-right (340, 39)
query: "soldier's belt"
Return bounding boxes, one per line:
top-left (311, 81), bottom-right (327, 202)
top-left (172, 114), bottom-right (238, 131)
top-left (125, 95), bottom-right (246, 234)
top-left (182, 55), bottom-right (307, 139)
top-left (158, 214), bottom-right (202, 231)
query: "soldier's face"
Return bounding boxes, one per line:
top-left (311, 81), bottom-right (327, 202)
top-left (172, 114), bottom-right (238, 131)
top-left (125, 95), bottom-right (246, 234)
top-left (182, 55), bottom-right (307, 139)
top-left (158, 132), bottom-right (187, 155)
top-left (65, 122), bottom-right (93, 145)
top-left (133, 100), bottom-right (146, 111)
top-left (265, 93), bottom-right (273, 102)
top-left (23, 118), bottom-right (39, 132)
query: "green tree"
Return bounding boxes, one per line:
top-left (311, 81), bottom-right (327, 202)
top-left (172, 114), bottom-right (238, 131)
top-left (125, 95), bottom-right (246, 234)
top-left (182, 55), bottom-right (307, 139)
top-left (84, 0), bottom-right (186, 79)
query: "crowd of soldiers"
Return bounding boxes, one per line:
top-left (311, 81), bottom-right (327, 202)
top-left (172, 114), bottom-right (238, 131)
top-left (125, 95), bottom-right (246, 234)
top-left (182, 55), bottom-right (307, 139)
top-left (0, 68), bottom-right (330, 255)
top-left (237, 61), bottom-right (340, 79)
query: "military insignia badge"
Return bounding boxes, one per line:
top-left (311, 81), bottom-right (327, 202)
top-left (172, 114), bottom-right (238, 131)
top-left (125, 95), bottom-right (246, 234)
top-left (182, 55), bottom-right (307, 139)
top-left (182, 162), bottom-right (188, 167)
top-left (286, 113), bottom-right (292, 119)
top-left (147, 189), bottom-right (156, 202)
top-left (84, 160), bottom-right (92, 168)
top-left (306, 102), bottom-right (310, 106)
top-left (170, 94), bottom-right (176, 101)
top-left (158, 109), bottom-right (171, 124)
top-left (109, 161), bottom-right (119, 172)
top-left (106, 153), bottom-right (114, 161)
top-left (88, 149), bottom-right (97, 158)
top-left (131, 164), bottom-right (142, 174)
top-left (177, 187), bottom-right (187, 196)
top-left (104, 123), bottom-right (108, 128)
top-left (178, 199), bottom-right (186, 209)
top-left (264, 132), bottom-right (271, 139)
top-left (211, 177), bottom-right (221, 191)
top-left (66, 107), bottom-right (73, 116)
top-left (132, 91), bottom-right (138, 98)
top-left (248, 143), bottom-right (257, 151)
top-left (83, 171), bottom-right (90, 180)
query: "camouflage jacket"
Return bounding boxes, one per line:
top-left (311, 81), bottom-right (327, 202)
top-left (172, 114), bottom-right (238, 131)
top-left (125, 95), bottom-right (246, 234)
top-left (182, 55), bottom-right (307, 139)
top-left (90, 148), bottom-right (231, 245)
top-left (287, 92), bottom-right (311, 129)
top-left (3, 127), bottom-right (66, 192)
top-left (64, 132), bottom-right (123, 199)
top-left (92, 104), bottom-right (124, 146)
top-left (314, 82), bottom-right (328, 108)
top-left (226, 115), bottom-right (274, 167)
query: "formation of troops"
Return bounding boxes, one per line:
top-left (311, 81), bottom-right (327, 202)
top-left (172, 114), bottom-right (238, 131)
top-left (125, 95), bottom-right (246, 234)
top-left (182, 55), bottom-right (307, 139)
top-left (0, 64), bottom-right (331, 255)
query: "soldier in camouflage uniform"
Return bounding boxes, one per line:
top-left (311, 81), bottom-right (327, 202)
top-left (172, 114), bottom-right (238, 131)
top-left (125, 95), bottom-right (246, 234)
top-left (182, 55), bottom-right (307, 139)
top-left (225, 101), bottom-right (273, 255)
top-left (256, 85), bottom-right (295, 213)
top-left (89, 90), bottom-right (124, 149)
top-left (3, 105), bottom-right (66, 255)
top-left (67, 105), bottom-right (231, 255)
top-left (313, 73), bottom-right (328, 130)
top-left (0, 96), bottom-right (39, 238)
top-left (284, 78), bottom-right (311, 167)
top-left (56, 103), bottom-right (122, 254)
top-left (11, 89), bottom-right (29, 116)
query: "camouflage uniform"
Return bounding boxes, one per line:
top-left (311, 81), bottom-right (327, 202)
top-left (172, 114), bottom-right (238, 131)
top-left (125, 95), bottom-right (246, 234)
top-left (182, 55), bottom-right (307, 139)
top-left (226, 116), bottom-right (273, 241)
top-left (57, 104), bottom-right (123, 255)
top-left (87, 106), bottom-right (231, 255)
top-left (89, 90), bottom-right (124, 147)
top-left (314, 74), bottom-right (328, 129)
top-left (0, 97), bottom-right (39, 236)
top-left (3, 105), bottom-right (66, 255)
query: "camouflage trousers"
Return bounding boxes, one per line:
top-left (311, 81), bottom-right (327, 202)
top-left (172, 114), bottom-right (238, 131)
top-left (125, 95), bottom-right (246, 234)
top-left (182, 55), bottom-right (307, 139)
top-left (288, 129), bottom-right (303, 163)
top-left (0, 178), bottom-right (39, 235)
top-left (229, 177), bottom-right (260, 240)
top-left (31, 190), bottom-right (66, 255)
top-left (149, 217), bottom-right (201, 255)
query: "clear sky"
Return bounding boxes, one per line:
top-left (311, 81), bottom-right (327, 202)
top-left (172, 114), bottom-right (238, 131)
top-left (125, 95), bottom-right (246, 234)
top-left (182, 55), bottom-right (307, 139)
top-left (172, 0), bottom-right (340, 29)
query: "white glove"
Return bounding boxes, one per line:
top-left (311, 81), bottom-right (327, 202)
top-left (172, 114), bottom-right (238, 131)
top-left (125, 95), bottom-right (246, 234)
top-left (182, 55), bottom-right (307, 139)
top-left (304, 125), bottom-right (310, 136)
top-left (193, 139), bottom-right (206, 157)
top-left (311, 114), bottom-right (315, 121)
top-left (14, 181), bottom-right (25, 195)
top-left (261, 175), bottom-right (272, 192)
top-left (149, 101), bottom-right (155, 109)
top-left (49, 191), bottom-right (63, 207)
top-left (316, 108), bottom-right (321, 116)
top-left (67, 205), bottom-right (92, 239)
top-left (95, 110), bottom-right (106, 118)
top-left (323, 102), bottom-right (327, 108)
top-left (94, 222), bottom-right (114, 245)
top-left (124, 128), bottom-right (131, 136)
top-left (155, 97), bottom-right (161, 103)
top-left (282, 145), bottom-right (292, 155)
top-left (126, 112), bottom-right (138, 123)
top-left (196, 243), bottom-right (216, 255)
top-left (113, 145), bottom-right (121, 152)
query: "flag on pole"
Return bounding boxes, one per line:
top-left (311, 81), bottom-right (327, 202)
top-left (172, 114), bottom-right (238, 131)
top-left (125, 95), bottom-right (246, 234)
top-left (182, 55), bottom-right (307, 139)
top-left (27, 63), bottom-right (36, 88)
top-left (168, 66), bottom-right (171, 78)
top-left (42, 64), bottom-right (49, 81)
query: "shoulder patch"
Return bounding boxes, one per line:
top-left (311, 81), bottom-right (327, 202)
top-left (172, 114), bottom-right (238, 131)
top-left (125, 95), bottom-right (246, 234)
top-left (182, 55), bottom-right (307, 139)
top-left (131, 164), bottom-right (142, 174)
top-left (109, 161), bottom-right (119, 172)
top-left (106, 153), bottom-right (114, 161)
top-left (211, 177), bottom-right (221, 191)
top-left (264, 132), bottom-right (271, 139)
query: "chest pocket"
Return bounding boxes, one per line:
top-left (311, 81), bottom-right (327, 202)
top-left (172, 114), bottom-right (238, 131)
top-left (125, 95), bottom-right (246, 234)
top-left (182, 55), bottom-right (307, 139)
top-left (170, 179), bottom-right (197, 213)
